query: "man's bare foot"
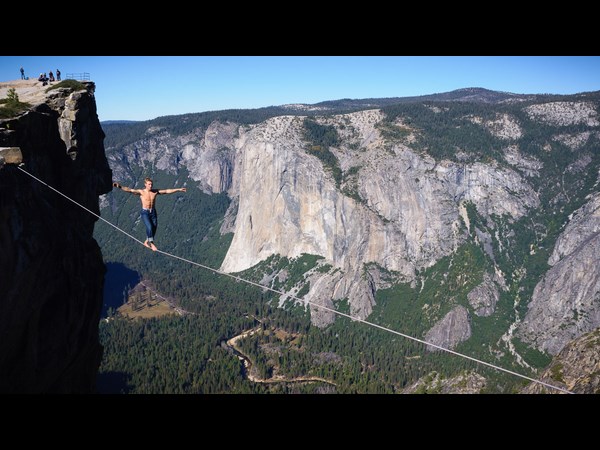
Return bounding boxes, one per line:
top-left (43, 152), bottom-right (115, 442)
top-left (149, 242), bottom-right (158, 252)
top-left (143, 240), bottom-right (152, 249)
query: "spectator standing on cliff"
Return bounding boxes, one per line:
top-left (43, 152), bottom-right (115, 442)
top-left (56, 69), bottom-right (61, 81)
top-left (49, 71), bottom-right (55, 82)
top-left (20, 67), bottom-right (25, 80)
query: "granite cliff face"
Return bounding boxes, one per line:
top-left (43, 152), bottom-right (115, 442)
top-left (518, 191), bottom-right (600, 355)
top-left (0, 82), bottom-right (112, 393)
top-left (468, 273), bottom-right (500, 317)
top-left (217, 111), bottom-right (538, 323)
top-left (521, 327), bottom-right (600, 394)
top-left (424, 306), bottom-right (472, 351)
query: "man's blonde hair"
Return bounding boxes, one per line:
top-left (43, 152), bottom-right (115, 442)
top-left (144, 177), bottom-right (153, 183)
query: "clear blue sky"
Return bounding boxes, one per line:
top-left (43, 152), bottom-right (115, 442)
top-left (2, 56), bottom-right (599, 122)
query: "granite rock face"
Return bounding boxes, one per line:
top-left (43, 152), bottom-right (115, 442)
top-left (518, 192), bottom-right (600, 355)
top-left (216, 111), bottom-right (538, 324)
top-left (468, 273), bottom-right (500, 317)
top-left (424, 306), bottom-right (472, 352)
top-left (0, 82), bottom-right (112, 393)
top-left (521, 327), bottom-right (600, 394)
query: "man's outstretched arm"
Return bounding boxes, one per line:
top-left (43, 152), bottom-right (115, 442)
top-left (157, 187), bottom-right (187, 194)
top-left (113, 182), bottom-right (141, 194)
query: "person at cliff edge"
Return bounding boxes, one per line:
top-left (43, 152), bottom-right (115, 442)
top-left (112, 177), bottom-right (187, 251)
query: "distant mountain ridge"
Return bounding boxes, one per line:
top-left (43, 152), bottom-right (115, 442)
top-left (309, 87), bottom-right (534, 110)
top-left (102, 87), bottom-right (597, 125)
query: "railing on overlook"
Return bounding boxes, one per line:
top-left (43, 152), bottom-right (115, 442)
top-left (65, 72), bottom-right (91, 81)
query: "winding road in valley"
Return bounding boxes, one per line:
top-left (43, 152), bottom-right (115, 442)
top-left (225, 327), bottom-right (337, 386)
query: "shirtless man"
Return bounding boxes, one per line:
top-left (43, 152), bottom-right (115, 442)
top-left (112, 177), bottom-right (187, 251)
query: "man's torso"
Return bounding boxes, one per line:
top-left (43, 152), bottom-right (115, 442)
top-left (139, 189), bottom-right (159, 209)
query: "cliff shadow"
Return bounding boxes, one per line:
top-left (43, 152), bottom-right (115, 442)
top-left (102, 262), bottom-right (141, 318)
top-left (96, 371), bottom-right (133, 394)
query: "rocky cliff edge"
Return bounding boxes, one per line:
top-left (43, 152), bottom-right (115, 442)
top-left (0, 79), bottom-right (112, 393)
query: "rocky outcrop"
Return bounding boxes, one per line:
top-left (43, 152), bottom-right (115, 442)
top-left (548, 192), bottom-right (600, 266)
top-left (503, 145), bottom-right (543, 177)
top-left (518, 192), bottom-right (600, 355)
top-left (0, 82), bottom-right (112, 393)
top-left (467, 273), bottom-right (500, 317)
top-left (181, 121), bottom-right (238, 193)
top-left (403, 370), bottom-right (486, 394)
top-left (469, 113), bottom-right (522, 140)
top-left (521, 327), bottom-right (600, 394)
top-left (424, 306), bottom-right (471, 351)
top-left (553, 131), bottom-right (594, 151)
top-left (525, 101), bottom-right (599, 126)
top-left (518, 236), bottom-right (600, 355)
